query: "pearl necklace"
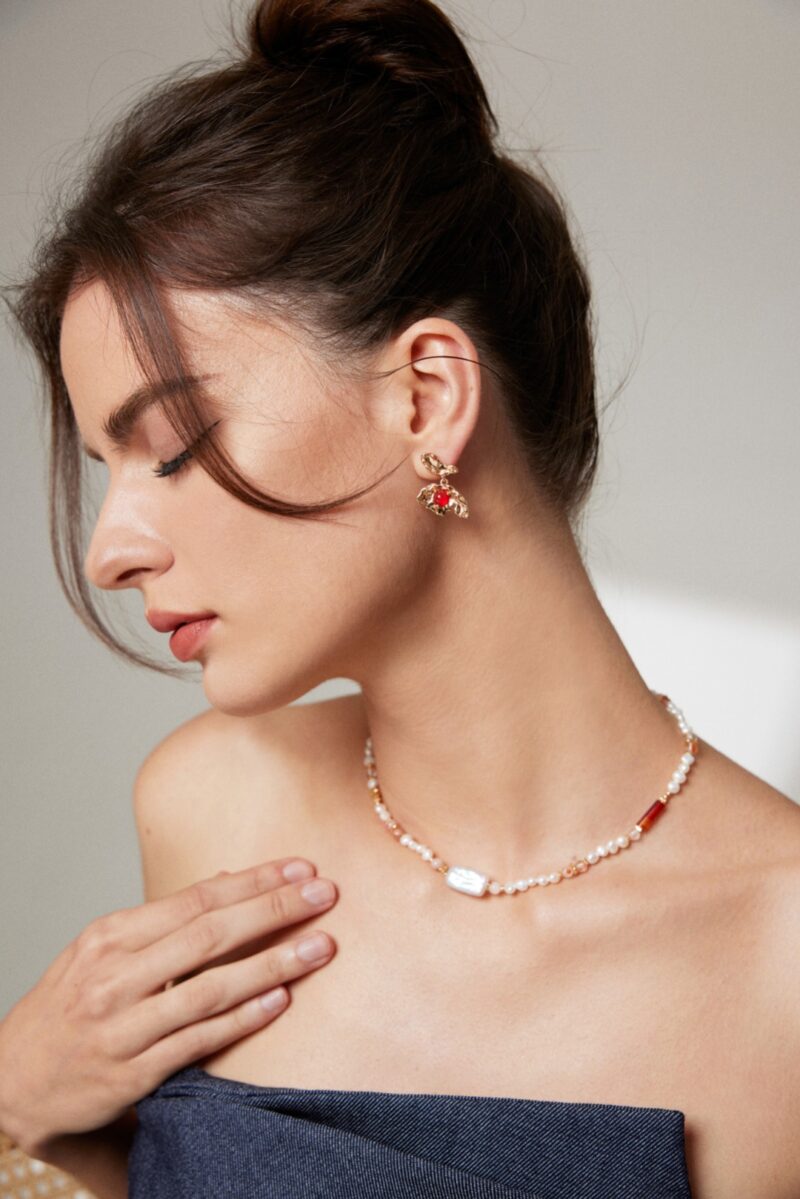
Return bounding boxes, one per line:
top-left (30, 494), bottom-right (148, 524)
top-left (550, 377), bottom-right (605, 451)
top-left (364, 691), bottom-right (698, 897)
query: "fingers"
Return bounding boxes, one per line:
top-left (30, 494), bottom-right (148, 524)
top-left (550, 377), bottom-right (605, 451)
top-left (113, 858), bottom-right (320, 953)
top-left (132, 872), bottom-right (338, 1000)
top-left (119, 924), bottom-right (337, 1057)
top-left (75, 857), bottom-right (338, 1081)
top-left (134, 981), bottom-right (294, 1087)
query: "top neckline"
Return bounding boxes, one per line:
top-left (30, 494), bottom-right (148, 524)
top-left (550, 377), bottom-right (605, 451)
top-left (174, 1063), bottom-right (687, 1119)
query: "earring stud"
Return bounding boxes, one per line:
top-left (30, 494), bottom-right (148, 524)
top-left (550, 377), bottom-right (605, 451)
top-left (415, 452), bottom-right (469, 518)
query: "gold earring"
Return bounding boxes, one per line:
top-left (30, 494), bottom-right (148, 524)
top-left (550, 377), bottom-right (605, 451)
top-left (415, 452), bottom-right (469, 519)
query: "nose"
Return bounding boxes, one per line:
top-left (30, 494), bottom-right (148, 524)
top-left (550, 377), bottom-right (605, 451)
top-left (83, 485), bottom-right (173, 591)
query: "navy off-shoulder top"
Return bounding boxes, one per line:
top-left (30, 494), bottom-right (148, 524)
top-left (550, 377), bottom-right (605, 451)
top-left (129, 1064), bottom-right (693, 1197)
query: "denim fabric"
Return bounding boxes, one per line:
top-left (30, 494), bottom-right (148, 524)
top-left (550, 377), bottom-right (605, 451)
top-left (129, 1064), bottom-right (693, 1198)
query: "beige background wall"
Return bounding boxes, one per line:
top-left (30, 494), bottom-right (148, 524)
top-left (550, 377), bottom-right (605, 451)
top-left (2, 0), bottom-right (798, 1018)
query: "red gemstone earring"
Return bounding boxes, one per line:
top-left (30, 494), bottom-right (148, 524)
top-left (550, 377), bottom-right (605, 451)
top-left (415, 452), bottom-right (469, 518)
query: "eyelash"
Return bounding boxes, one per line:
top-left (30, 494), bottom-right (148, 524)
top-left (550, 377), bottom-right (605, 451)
top-left (151, 421), bottom-right (221, 479)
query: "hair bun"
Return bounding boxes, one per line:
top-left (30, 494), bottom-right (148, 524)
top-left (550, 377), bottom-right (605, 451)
top-left (247, 0), bottom-right (497, 147)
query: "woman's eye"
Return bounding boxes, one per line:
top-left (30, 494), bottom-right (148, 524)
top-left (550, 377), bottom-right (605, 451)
top-left (151, 420), bottom-right (221, 480)
top-left (152, 448), bottom-right (193, 479)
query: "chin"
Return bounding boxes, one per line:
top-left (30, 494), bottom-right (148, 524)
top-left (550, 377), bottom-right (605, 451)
top-left (199, 654), bottom-right (329, 718)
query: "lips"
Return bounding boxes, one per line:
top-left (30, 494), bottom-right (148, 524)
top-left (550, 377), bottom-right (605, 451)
top-left (168, 616), bottom-right (218, 662)
top-left (146, 609), bottom-right (218, 634)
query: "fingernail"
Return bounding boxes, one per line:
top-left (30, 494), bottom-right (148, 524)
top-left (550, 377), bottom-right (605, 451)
top-left (282, 859), bottom-right (315, 882)
top-left (296, 932), bottom-right (331, 962)
top-left (259, 986), bottom-right (288, 1011)
top-left (300, 878), bottom-right (335, 905)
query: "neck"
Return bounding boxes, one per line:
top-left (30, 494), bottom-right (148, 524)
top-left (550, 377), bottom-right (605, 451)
top-left (347, 506), bottom-right (687, 889)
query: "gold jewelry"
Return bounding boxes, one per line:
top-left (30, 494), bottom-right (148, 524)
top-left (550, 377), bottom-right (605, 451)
top-left (363, 692), bottom-right (699, 897)
top-left (415, 452), bottom-right (469, 518)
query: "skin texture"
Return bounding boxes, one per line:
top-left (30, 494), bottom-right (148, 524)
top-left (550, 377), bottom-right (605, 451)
top-left (62, 279), bottom-right (800, 1198)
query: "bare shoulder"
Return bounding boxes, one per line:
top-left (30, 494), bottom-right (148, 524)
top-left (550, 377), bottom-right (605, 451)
top-left (132, 692), bottom-right (364, 900)
top-left (655, 741), bottom-right (800, 1196)
top-left (699, 737), bottom-right (800, 910)
top-left (739, 761), bottom-right (800, 1004)
top-left (729, 757), bottom-right (800, 1188)
top-left (693, 736), bottom-right (800, 852)
top-left (699, 738), bottom-right (800, 1045)
top-left (673, 738), bottom-right (800, 1012)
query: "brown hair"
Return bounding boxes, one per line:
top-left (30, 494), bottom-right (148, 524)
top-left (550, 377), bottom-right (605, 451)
top-left (5, 0), bottom-right (609, 677)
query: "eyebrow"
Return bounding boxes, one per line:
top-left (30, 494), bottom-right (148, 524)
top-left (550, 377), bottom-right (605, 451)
top-left (80, 373), bottom-right (215, 461)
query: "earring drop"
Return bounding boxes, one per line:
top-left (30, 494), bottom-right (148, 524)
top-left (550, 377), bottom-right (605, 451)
top-left (415, 452), bottom-right (469, 518)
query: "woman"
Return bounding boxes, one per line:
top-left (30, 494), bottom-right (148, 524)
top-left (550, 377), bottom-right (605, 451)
top-left (1, 0), bottom-right (798, 1196)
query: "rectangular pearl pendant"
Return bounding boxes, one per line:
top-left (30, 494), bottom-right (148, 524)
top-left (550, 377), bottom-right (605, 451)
top-left (446, 865), bottom-right (488, 897)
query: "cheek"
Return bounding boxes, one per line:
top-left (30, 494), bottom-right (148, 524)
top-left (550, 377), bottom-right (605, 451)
top-left (299, 513), bottom-right (417, 607)
top-left (194, 492), bottom-right (438, 715)
top-left (199, 519), bottom-right (411, 714)
top-left (188, 407), bottom-right (438, 690)
top-left (213, 495), bottom-right (431, 639)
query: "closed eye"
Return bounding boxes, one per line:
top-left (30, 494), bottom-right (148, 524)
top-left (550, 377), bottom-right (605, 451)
top-left (153, 447), bottom-right (193, 478)
top-left (151, 420), bottom-right (221, 479)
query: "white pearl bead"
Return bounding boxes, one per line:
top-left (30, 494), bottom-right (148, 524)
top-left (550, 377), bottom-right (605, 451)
top-left (596, 844), bottom-right (608, 857)
top-left (629, 827), bottom-right (642, 840)
top-left (527, 877), bottom-right (537, 886)
top-left (422, 848), bottom-right (432, 861)
top-left (488, 881), bottom-right (502, 895)
top-left (667, 780), bottom-right (680, 794)
top-left (587, 851), bottom-right (599, 864)
top-left (504, 882), bottom-right (516, 894)
top-left (607, 840), bottom-right (619, 854)
top-left (617, 834), bottom-right (630, 849)
top-left (537, 875), bottom-right (549, 886)
top-left (681, 753), bottom-right (694, 766)
top-left (400, 834), bottom-right (411, 846)
top-left (516, 879), bottom-right (529, 891)
top-left (548, 872), bottom-right (561, 883)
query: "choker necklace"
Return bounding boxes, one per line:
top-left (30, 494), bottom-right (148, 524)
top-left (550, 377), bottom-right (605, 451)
top-left (364, 691), bottom-right (698, 898)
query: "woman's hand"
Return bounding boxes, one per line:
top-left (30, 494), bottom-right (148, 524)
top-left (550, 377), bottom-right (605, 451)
top-left (0, 856), bottom-right (338, 1158)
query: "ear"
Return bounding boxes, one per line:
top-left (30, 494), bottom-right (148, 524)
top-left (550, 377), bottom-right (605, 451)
top-left (375, 317), bottom-right (482, 481)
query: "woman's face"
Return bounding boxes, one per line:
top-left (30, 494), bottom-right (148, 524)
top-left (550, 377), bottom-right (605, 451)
top-left (60, 279), bottom-right (441, 714)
